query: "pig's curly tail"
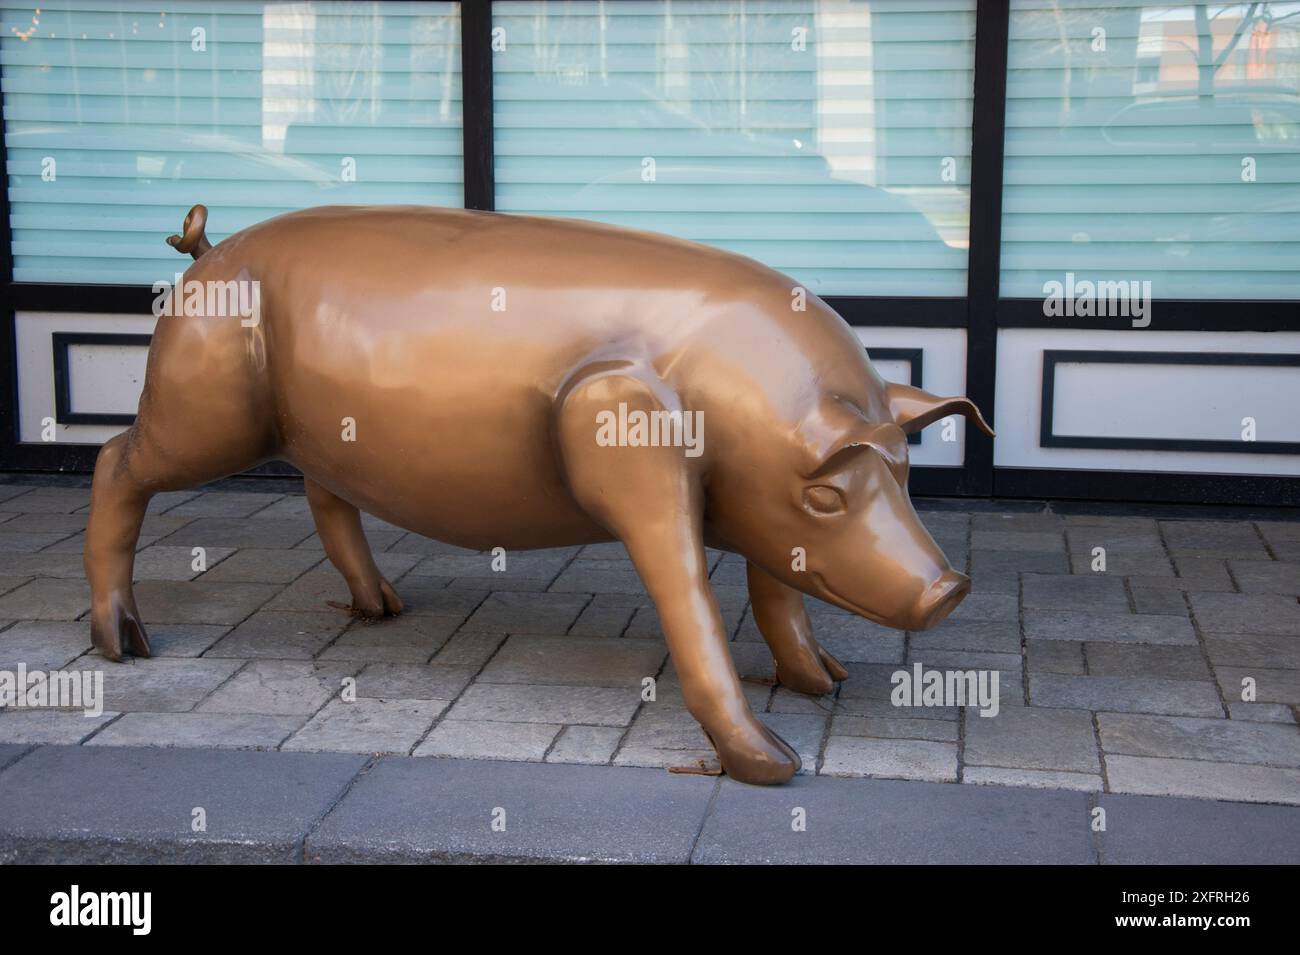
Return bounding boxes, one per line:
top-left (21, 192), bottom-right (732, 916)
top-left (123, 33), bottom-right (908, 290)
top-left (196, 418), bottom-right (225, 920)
top-left (165, 204), bottom-right (213, 260)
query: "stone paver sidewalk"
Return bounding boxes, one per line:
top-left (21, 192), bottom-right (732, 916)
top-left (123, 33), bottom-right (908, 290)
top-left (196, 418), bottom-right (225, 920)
top-left (0, 474), bottom-right (1298, 814)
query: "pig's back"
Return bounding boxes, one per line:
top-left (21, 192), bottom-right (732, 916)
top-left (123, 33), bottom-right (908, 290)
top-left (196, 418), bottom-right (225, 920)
top-left (195, 206), bottom-right (787, 545)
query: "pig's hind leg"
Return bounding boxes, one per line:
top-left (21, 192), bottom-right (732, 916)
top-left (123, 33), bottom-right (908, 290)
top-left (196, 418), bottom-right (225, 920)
top-left (556, 363), bottom-right (800, 785)
top-left (746, 562), bottom-right (849, 695)
top-left (304, 477), bottom-right (402, 618)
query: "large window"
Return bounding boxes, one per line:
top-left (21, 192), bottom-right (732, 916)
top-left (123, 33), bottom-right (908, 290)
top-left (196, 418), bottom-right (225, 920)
top-left (492, 0), bottom-right (977, 296)
top-left (1001, 0), bottom-right (1300, 300)
top-left (0, 0), bottom-right (463, 283)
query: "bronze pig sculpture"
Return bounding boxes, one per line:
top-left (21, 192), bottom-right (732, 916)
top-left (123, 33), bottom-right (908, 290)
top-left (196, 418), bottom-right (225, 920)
top-left (85, 204), bottom-right (993, 785)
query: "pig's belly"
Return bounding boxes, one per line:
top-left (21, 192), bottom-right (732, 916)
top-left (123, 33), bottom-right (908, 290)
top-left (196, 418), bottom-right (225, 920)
top-left (272, 368), bottom-right (613, 551)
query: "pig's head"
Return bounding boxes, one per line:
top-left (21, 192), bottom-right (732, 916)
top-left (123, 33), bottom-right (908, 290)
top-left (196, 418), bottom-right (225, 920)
top-left (710, 382), bottom-right (993, 631)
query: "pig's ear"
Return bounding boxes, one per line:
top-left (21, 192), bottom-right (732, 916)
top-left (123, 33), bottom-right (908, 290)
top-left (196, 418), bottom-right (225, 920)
top-left (797, 399), bottom-right (902, 476)
top-left (886, 382), bottom-right (995, 437)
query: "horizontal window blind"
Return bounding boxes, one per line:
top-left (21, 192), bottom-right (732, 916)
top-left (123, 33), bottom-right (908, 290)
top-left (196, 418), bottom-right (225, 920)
top-left (1002, 0), bottom-right (1300, 300)
top-left (1, 0), bottom-right (462, 284)
top-left (493, 0), bottom-right (976, 296)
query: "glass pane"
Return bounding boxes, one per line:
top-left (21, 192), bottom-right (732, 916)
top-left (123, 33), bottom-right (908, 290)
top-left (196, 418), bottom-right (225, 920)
top-left (1002, 0), bottom-right (1300, 300)
top-left (0, 0), bottom-right (463, 283)
top-left (493, 0), bottom-right (977, 297)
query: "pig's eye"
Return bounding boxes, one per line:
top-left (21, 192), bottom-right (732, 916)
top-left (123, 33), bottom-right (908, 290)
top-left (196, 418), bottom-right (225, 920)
top-left (802, 485), bottom-right (847, 516)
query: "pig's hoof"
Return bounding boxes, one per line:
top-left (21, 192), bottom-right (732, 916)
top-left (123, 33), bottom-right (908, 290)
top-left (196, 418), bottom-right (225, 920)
top-left (89, 602), bottom-right (152, 662)
top-left (706, 722), bottom-right (800, 785)
top-left (774, 644), bottom-right (848, 696)
top-left (819, 647), bottom-right (849, 681)
top-left (347, 577), bottom-right (404, 619)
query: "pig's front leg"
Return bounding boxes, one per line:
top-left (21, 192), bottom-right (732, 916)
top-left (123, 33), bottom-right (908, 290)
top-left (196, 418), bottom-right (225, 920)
top-left (556, 365), bottom-right (800, 784)
top-left (747, 562), bottom-right (849, 696)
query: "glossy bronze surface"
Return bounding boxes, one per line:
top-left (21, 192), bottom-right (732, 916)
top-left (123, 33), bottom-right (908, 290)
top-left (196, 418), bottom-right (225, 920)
top-left (84, 204), bottom-right (993, 785)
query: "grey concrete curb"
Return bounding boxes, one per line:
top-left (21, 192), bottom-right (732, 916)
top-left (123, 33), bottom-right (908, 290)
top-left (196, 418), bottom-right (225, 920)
top-left (0, 744), bottom-right (1296, 864)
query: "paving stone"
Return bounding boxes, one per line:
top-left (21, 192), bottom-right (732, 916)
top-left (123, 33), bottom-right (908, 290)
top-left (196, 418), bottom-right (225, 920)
top-left (0, 532), bottom-right (77, 553)
top-left (1065, 527), bottom-right (1171, 576)
top-left (156, 516), bottom-right (315, 550)
top-left (1025, 640), bottom-right (1085, 675)
top-left (410, 550), bottom-right (570, 582)
top-left (447, 683), bottom-right (640, 726)
top-left (0, 579), bottom-right (90, 621)
top-left (1228, 560), bottom-right (1300, 595)
top-left (1099, 793), bottom-right (1300, 864)
top-left (386, 533), bottom-right (477, 556)
top-left (820, 736), bottom-right (957, 782)
top-left (0, 485), bottom-right (40, 505)
top-left (428, 630), bottom-right (506, 668)
top-left (830, 715), bottom-right (959, 742)
top-left (458, 592), bottom-right (589, 635)
top-left (1189, 592), bottom-right (1300, 635)
top-left (620, 704), bottom-right (711, 750)
top-left (307, 756), bottom-right (715, 863)
top-left (1106, 754), bottom-right (1300, 805)
top-left (1028, 673), bottom-right (1223, 717)
top-left (1125, 572), bottom-right (1233, 593)
top-left (612, 743), bottom-right (718, 769)
top-left (0, 621), bottom-right (91, 669)
top-left (694, 774), bottom-right (1092, 864)
top-left (970, 549), bottom-right (1068, 576)
top-left (567, 594), bottom-right (641, 637)
top-left (911, 618), bottom-right (1021, 654)
top-left (1171, 555), bottom-right (1235, 588)
top-left (447, 576), bottom-right (552, 592)
top-left (163, 491), bottom-right (283, 519)
top-left (321, 615), bottom-right (460, 663)
top-left (548, 559), bottom-right (649, 596)
top-left (477, 636), bottom-right (665, 688)
top-left (144, 489), bottom-right (201, 514)
top-left (0, 710), bottom-right (118, 744)
top-left (0, 744), bottom-right (366, 862)
top-left (970, 530), bottom-right (1065, 552)
top-left (295, 529), bottom-right (405, 553)
top-left (243, 495), bottom-right (311, 520)
top-left (197, 660), bottom-right (358, 716)
top-left (203, 610), bottom-right (347, 659)
top-left (0, 552), bottom-right (84, 578)
top-left (963, 767), bottom-right (1102, 792)
top-left (100, 658), bottom-right (244, 713)
top-left (1227, 702), bottom-right (1296, 723)
top-left (86, 712), bottom-right (304, 750)
top-left (261, 556), bottom-right (421, 612)
top-left (1204, 631), bottom-right (1300, 670)
top-left (651, 671), bottom-right (772, 711)
top-left (971, 512), bottom-right (1062, 533)
top-left (626, 603), bottom-right (747, 642)
top-left (546, 725), bottom-right (624, 765)
top-left (0, 579), bottom-right (30, 597)
top-left (664, 641), bottom-right (776, 685)
top-left (131, 545), bottom-right (235, 581)
top-left (965, 706), bottom-right (1100, 773)
top-left (413, 719), bottom-right (558, 761)
top-left (1023, 610), bottom-right (1195, 645)
top-left (1, 513), bottom-right (88, 534)
top-left (1083, 643), bottom-right (1211, 681)
top-left (0, 487), bottom-right (90, 513)
top-left (282, 698), bottom-right (446, 754)
top-left (1097, 712), bottom-right (1300, 766)
top-left (944, 590), bottom-right (1018, 622)
top-left (1216, 666), bottom-right (1300, 707)
top-left (781, 613), bottom-right (904, 664)
top-left (767, 687), bottom-right (836, 715)
top-left (136, 624), bottom-right (231, 658)
top-left (354, 663), bottom-right (475, 700)
top-left (1127, 584), bottom-right (1189, 616)
top-left (133, 580), bottom-right (279, 625)
top-left (1161, 520), bottom-right (1270, 559)
top-left (199, 548), bottom-right (323, 583)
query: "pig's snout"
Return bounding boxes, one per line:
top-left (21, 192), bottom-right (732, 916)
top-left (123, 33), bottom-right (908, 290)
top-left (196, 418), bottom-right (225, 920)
top-left (909, 569), bottom-right (970, 630)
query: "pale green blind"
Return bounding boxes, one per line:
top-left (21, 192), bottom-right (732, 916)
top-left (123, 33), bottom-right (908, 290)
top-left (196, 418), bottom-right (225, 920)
top-left (1, 0), bottom-right (462, 284)
top-left (493, 0), bottom-right (976, 296)
top-left (1002, 0), bottom-right (1300, 299)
